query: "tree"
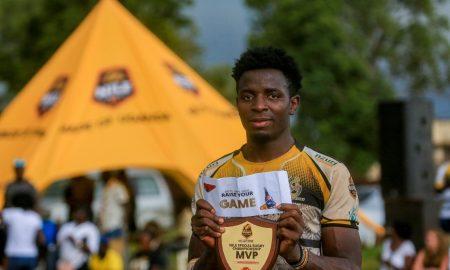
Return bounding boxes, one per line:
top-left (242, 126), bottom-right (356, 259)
top-left (0, 0), bottom-right (199, 100)
top-left (245, 0), bottom-right (450, 176)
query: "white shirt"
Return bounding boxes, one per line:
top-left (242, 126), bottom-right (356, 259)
top-left (57, 221), bottom-right (99, 269)
top-left (436, 162), bottom-right (450, 219)
top-left (2, 208), bottom-right (42, 257)
top-left (100, 179), bottom-right (129, 232)
top-left (381, 239), bottom-right (416, 270)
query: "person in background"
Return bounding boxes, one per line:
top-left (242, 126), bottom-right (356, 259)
top-left (89, 237), bottom-right (123, 270)
top-left (129, 222), bottom-right (167, 270)
top-left (99, 170), bottom-right (130, 255)
top-left (434, 161), bottom-right (450, 233)
top-left (57, 206), bottom-right (99, 270)
top-left (42, 210), bottom-right (58, 270)
top-left (2, 192), bottom-right (45, 270)
top-left (413, 229), bottom-right (448, 270)
top-left (4, 159), bottom-right (37, 208)
top-left (380, 221), bottom-right (416, 270)
top-left (64, 175), bottom-right (94, 221)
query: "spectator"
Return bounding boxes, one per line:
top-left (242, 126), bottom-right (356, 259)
top-left (57, 207), bottom-right (99, 270)
top-left (434, 161), bottom-right (450, 232)
top-left (129, 222), bottom-right (167, 270)
top-left (99, 170), bottom-right (130, 255)
top-left (380, 221), bottom-right (416, 270)
top-left (413, 229), bottom-right (448, 270)
top-left (42, 210), bottom-right (58, 270)
top-left (4, 159), bottom-right (37, 208)
top-left (89, 237), bottom-right (123, 270)
top-left (64, 176), bottom-right (94, 221)
top-left (2, 192), bottom-right (45, 270)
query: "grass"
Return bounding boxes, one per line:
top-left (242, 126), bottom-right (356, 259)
top-left (362, 245), bottom-right (381, 270)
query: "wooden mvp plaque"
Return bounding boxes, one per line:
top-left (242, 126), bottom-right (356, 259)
top-left (216, 217), bottom-right (278, 270)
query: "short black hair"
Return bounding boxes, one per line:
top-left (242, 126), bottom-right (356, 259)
top-left (12, 192), bottom-right (34, 210)
top-left (393, 221), bottom-right (413, 240)
top-left (232, 47), bottom-right (302, 96)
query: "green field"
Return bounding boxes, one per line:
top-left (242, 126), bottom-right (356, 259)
top-left (362, 245), bottom-right (381, 270)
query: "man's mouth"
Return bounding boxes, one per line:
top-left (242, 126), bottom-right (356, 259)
top-left (250, 118), bottom-right (273, 128)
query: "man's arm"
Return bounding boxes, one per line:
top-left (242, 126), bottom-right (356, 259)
top-left (187, 235), bottom-right (217, 270)
top-left (187, 199), bottom-right (224, 270)
top-left (303, 227), bottom-right (361, 270)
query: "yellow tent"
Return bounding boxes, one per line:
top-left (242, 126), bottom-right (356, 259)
top-left (0, 0), bottom-right (245, 196)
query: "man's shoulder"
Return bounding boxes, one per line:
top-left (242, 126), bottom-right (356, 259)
top-left (199, 149), bottom-right (240, 178)
top-left (303, 146), bottom-right (346, 181)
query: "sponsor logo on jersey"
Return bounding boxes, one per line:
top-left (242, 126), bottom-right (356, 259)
top-left (242, 224), bottom-right (252, 239)
top-left (38, 76), bottom-right (68, 116)
top-left (314, 153), bottom-right (338, 166)
top-left (166, 63), bottom-right (199, 95)
top-left (94, 68), bottom-right (133, 105)
top-left (348, 176), bottom-right (357, 199)
top-left (290, 180), bottom-right (305, 201)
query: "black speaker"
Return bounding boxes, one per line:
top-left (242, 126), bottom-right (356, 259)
top-left (378, 99), bottom-right (434, 199)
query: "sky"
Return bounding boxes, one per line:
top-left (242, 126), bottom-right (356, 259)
top-left (185, 0), bottom-right (450, 118)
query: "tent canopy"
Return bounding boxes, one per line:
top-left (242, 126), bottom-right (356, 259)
top-left (0, 0), bottom-right (245, 196)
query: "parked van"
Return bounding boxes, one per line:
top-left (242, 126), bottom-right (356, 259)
top-left (40, 168), bottom-right (175, 229)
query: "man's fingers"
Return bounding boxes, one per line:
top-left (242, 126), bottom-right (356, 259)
top-left (277, 227), bottom-right (301, 241)
top-left (278, 217), bottom-right (302, 232)
top-left (279, 210), bottom-right (303, 226)
top-left (277, 203), bottom-right (301, 214)
top-left (193, 209), bottom-right (223, 224)
top-left (196, 199), bottom-right (215, 212)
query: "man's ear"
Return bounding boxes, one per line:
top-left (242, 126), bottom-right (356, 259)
top-left (289, 95), bottom-right (300, 115)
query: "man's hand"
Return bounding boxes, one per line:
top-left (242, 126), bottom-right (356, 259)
top-left (277, 203), bottom-right (304, 262)
top-left (191, 199), bottom-right (224, 249)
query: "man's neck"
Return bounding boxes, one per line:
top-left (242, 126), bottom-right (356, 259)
top-left (243, 133), bottom-right (295, 162)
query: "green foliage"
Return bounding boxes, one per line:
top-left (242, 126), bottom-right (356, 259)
top-left (200, 64), bottom-right (237, 103)
top-left (245, 0), bottom-right (450, 176)
top-left (0, 0), bottom-right (199, 96)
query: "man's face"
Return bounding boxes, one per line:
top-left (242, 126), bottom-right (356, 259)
top-left (236, 69), bottom-right (299, 143)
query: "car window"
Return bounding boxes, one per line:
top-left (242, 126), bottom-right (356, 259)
top-left (42, 180), bottom-right (70, 198)
top-left (131, 176), bottom-right (160, 196)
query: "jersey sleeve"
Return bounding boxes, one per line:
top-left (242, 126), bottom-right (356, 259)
top-left (321, 163), bottom-right (359, 229)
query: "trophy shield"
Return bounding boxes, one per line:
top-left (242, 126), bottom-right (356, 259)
top-left (216, 217), bottom-right (278, 270)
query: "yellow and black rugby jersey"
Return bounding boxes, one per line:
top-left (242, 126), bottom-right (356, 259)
top-left (191, 143), bottom-right (359, 257)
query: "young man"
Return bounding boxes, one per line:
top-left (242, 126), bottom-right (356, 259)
top-left (188, 47), bottom-right (361, 269)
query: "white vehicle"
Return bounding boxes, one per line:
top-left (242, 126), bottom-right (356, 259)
top-left (40, 168), bottom-right (175, 229)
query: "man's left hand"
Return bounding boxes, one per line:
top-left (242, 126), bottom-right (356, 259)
top-left (277, 203), bottom-right (304, 262)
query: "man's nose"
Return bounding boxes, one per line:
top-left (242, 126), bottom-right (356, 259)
top-left (252, 95), bottom-right (268, 111)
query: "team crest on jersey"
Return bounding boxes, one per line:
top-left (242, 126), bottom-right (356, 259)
top-left (38, 76), bottom-right (68, 116)
top-left (166, 63), bottom-right (199, 95)
top-left (94, 68), bottom-right (134, 105)
top-left (348, 176), bottom-right (357, 199)
top-left (290, 180), bottom-right (304, 201)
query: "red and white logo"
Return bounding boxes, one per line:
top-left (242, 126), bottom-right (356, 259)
top-left (94, 68), bottom-right (134, 105)
top-left (38, 76), bottom-right (68, 116)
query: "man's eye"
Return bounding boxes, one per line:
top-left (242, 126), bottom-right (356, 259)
top-left (268, 93), bottom-right (279, 99)
top-left (242, 95), bottom-right (253, 101)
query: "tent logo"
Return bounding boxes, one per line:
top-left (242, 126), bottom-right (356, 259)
top-left (166, 64), bottom-right (199, 95)
top-left (94, 68), bottom-right (134, 105)
top-left (38, 76), bottom-right (68, 116)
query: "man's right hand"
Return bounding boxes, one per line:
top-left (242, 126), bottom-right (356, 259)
top-left (191, 199), bottom-right (225, 249)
